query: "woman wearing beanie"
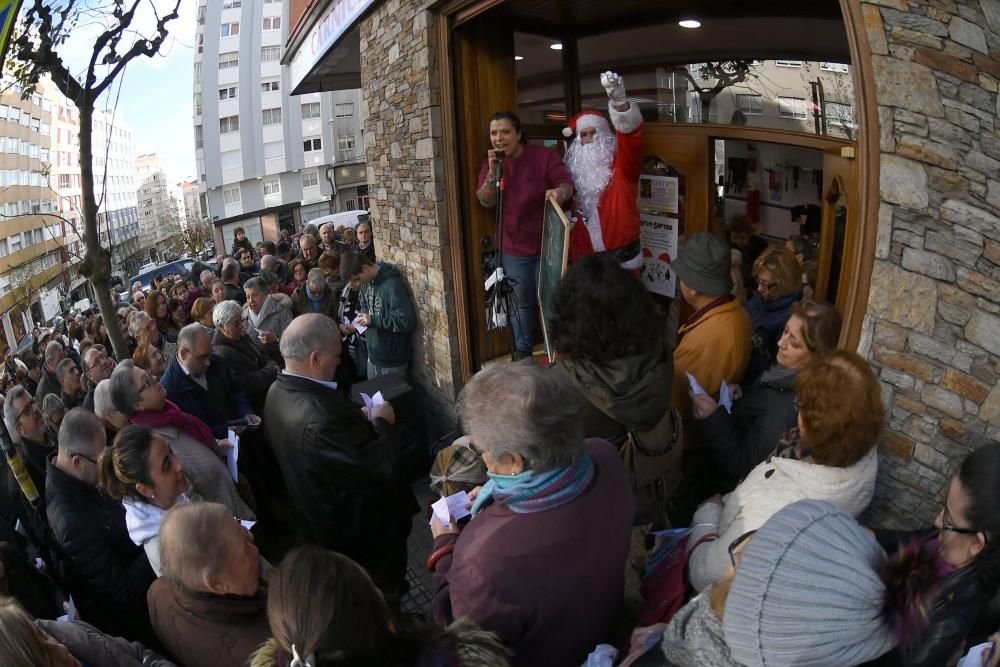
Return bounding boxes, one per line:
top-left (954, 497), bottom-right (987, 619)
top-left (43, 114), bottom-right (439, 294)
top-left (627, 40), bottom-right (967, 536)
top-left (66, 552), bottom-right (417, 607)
top-left (871, 441), bottom-right (1000, 667)
top-left (686, 349), bottom-right (882, 592)
top-left (622, 500), bottom-right (941, 666)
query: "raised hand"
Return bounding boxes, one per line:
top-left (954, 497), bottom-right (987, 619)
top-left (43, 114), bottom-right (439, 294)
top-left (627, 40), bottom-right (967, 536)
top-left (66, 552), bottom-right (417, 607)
top-left (601, 71), bottom-right (627, 105)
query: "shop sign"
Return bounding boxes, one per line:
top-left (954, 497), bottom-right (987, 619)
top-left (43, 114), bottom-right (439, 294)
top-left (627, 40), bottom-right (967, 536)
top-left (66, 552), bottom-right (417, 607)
top-left (290, 0), bottom-right (377, 92)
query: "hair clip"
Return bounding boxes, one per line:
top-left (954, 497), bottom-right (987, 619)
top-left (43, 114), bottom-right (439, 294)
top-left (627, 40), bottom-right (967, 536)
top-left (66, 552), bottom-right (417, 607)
top-left (290, 644), bottom-right (313, 667)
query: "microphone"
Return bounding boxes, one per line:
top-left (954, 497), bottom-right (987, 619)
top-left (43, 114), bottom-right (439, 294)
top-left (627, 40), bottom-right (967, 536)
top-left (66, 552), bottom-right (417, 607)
top-left (494, 150), bottom-right (505, 187)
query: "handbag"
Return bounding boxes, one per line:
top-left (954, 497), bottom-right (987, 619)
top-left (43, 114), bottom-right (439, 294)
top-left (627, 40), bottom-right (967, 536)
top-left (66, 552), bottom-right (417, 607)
top-left (619, 407), bottom-right (684, 526)
top-left (635, 531), bottom-right (718, 627)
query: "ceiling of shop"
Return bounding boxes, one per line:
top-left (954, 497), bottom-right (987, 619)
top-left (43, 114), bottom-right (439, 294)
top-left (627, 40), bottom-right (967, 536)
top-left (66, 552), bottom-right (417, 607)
top-left (505, 0), bottom-right (851, 72)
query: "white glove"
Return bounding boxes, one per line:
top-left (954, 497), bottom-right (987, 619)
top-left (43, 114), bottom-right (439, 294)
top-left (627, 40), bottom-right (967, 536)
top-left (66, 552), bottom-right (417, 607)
top-left (601, 71), bottom-right (627, 105)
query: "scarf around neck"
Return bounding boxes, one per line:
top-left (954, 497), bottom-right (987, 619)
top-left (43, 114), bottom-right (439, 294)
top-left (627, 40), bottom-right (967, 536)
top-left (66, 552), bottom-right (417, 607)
top-left (131, 399), bottom-right (216, 450)
top-left (471, 451), bottom-right (594, 515)
top-left (305, 286), bottom-right (324, 312)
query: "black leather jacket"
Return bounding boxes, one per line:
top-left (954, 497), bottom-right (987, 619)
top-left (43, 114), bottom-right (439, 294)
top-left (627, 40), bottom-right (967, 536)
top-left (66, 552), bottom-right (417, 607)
top-left (872, 528), bottom-right (982, 667)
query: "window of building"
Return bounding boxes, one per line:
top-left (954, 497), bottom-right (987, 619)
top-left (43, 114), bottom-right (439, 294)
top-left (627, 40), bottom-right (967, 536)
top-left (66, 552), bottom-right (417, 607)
top-left (303, 137), bottom-right (322, 152)
top-left (219, 52), bottom-right (239, 70)
top-left (195, 124), bottom-right (203, 149)
top-left (820, 62), bottom-right (850, 74)
top-left (301, 102), bottom-right (321, 119)
top-left (262, 107), bottom-right (282, 125)
top-left (334, 102), bottom-right (354, 117)
top-left (194, 92), bottom-right (202, 115)
top-left (9, 235), bottom-right (21, 253)
top-left (30, 117), bottom-right (39, 132)
top-left (736, 94), bottom-right (763, 116)
top-left (263, 178), bottom-right (280, 195)
top-left (221, 22), bottom-right (240, 37)
top-left (825, 101), bottom-right (857, 128)
top-left (261, 46), bottom-right (280, 62)
top-left (0, 239), bottom-right (7, 257)
top-left (221, 149), bottom-right (241, 170)
top-left (261, 79), bottom-right (280, 93)
top-left (302, 170), bottom-right (319, 188)
top-left (775, 60), bottom-right (802, 67)
top-left (219, 86), bottom-right (237, 100)
top-left (337, 134), bottom-right (357, 151)
top-left (264, 141), bottom-right (284, 159)
top-left (223, 185), bottom-right (241, 204)
top-left (19, 111), bottom-right (29, 127)
top-left (222, 0), bottom-right (242, 7)
top-left (219, 116), bottom-right (240, 133)
top-left (263, 16), bottom-right (281, 30)
top-left (778, 96), bottom-right (808, 119)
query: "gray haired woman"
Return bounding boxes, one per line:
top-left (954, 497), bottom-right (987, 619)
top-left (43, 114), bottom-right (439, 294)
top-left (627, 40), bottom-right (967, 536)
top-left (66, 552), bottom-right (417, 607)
top-left (212, 300), bottom-right (279, 414)
top-left (107, 360), bottom-right (253, 523)
top-left (429, 362), bottom-right (634, 666)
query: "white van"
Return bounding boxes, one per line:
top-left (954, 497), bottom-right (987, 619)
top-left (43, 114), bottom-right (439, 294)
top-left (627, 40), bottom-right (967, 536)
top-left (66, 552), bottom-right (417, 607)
top-left (307, 209), bottom-right (370, 231)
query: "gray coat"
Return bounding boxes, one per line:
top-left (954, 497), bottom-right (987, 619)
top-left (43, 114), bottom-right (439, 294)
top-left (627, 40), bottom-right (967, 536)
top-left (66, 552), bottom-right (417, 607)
top-left (38, 619), bottom-right (177, 667)
top-left (243, 295), bottom-right (292, 358)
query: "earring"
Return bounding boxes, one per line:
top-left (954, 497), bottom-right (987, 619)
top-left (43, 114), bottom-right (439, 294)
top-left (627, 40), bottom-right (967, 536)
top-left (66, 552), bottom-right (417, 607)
top-left (150, 493), bottom-right (155, 499)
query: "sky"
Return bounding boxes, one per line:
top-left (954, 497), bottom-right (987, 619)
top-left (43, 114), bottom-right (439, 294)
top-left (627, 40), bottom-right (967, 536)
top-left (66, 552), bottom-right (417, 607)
top-left (47, 0), bottom-right (198, 184)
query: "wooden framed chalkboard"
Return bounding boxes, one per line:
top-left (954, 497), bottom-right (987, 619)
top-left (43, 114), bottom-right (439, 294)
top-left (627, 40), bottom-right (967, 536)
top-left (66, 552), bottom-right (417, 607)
top-left (537, 197), bottom-right (571, 360)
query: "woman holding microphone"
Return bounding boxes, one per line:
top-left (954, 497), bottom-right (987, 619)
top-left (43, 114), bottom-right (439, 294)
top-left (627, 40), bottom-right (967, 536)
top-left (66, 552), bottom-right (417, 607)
top-left (476, 111), bottom-right (574, 361)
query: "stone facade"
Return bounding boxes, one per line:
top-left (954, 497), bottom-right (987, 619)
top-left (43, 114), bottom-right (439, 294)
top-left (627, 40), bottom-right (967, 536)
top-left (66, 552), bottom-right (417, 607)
top-left (861, 0), bottom-right (1000, 527)
top-left (359, 0), bottom-right (462, 434)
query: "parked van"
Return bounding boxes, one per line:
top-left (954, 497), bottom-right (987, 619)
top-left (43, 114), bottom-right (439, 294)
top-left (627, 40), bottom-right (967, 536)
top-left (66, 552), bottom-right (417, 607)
top-left (129, 258), bottom-right (202, 292)
top-left (307, 209), bottom-right (370, 231)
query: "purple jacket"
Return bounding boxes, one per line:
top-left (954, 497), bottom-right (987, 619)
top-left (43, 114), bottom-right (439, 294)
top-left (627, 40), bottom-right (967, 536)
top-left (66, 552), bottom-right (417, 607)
top-left (432, 439), bottom-right (634, 667)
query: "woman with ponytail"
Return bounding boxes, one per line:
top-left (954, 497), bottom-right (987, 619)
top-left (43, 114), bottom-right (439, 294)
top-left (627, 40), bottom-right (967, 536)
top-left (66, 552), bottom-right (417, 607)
top-left (249, 546), bottom-right (511, 667)
top-left (614, 500), bottom-right (943, 667)
top-left (99, 425), bottom-right (193, 577)
top-left (872, 441), bottom-right (1000, 666)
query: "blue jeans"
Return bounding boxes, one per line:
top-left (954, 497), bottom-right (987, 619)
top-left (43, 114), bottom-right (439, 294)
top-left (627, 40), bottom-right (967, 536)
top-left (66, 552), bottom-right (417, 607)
top-left (501, 253), bottom-right (539, 352)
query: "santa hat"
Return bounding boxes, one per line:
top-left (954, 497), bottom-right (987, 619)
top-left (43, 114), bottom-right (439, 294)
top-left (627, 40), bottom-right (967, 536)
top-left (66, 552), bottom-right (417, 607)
top-left (563, 109), bottom-right (610, 138)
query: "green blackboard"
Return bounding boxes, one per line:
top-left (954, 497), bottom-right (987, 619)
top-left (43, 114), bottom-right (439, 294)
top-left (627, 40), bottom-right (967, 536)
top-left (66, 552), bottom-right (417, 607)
top-left (537, 197), bottom-right (570, 360)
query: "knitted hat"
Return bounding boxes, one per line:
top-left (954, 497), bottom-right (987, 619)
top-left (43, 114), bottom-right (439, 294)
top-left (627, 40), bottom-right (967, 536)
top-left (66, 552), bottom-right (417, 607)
top-left (671, 233), bottom-right (732, 296)
top-left (723, 500), bottom-right (896, 667)
top-left (562, 109), bottom-right (610, 138)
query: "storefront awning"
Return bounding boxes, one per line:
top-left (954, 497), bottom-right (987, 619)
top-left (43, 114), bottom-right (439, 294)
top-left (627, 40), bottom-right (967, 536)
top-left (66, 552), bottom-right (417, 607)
top-left (287, 0), bottom-right (382, 95)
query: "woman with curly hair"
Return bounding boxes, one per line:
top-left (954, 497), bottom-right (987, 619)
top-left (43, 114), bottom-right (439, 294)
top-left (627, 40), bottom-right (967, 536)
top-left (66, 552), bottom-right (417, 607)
top-left (145, 290), bottom-right (179, 342)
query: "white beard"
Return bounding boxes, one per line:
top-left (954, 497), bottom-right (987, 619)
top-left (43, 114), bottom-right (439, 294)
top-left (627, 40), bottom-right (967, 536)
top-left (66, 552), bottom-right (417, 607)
top-left (565, 132), bottom-right (617, 219)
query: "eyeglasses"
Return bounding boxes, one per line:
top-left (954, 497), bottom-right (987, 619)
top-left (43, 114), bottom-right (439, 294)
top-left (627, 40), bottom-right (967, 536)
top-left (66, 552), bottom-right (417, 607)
top-left (139, 373), bottom-right (158, 392)
top-left (74, 453), bottom-right (98, 465)
top-left (465, 440), bottom-right (484, 457)
top-left (729, 530), bottom-right (757, 568)
top-left (942, 505), bottom-right (988, 544)
top-left (756, 278), bottom-right (780, 292)
top-left (16, 399), bottom-right (37, 422)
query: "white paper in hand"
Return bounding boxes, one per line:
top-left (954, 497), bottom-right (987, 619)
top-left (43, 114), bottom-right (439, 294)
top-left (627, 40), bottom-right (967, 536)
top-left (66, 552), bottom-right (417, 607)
top-left (351, 315), bottom-right (368, 334)
top-left (226, 429), bottom-right (240, 482)
top-left (719, 379), bottom-right (733, 414)
top-left (240, 520), bottom-right (256, 531)
top-left (686, 371), bottom-right (708, 396)
top-left (360, 391), bottom-right (385, 421)
top-left (956, 641), bottom-right (993, 667)
top-left (428, 490), bottom-right (472, 526)
top-left (57, 595), bottom-right (77, 622)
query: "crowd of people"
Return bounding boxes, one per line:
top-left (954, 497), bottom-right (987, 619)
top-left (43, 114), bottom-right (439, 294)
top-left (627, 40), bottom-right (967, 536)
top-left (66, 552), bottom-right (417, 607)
top-left (0, 85), bottom-right (997, 667)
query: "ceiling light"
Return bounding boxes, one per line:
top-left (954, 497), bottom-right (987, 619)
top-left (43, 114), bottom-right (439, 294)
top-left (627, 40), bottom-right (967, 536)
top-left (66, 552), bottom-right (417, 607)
top-left (550, 43), bottom-right (562, 50)
top-left (678, 19), bottom-right (701, 28)
top-left (514, 55), bottom-right (524, 61)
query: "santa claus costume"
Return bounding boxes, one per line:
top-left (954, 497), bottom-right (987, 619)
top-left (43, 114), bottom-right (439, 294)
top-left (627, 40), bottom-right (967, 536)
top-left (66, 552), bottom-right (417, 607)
top-left (564, 72), bottom-right (644, 270)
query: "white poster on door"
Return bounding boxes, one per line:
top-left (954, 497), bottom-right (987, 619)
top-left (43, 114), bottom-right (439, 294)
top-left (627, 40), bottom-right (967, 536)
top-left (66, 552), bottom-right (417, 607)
top-left (638, 175), bottom-right (679, 214)
top-left (639, 213), bottom-right (678, 297)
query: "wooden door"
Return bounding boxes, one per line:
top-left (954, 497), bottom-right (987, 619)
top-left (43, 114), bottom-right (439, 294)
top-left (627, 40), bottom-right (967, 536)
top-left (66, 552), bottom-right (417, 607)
top-left (452, 13), bottom-right (518, 367)
top-left (816, 147), bottom-right (858, 317)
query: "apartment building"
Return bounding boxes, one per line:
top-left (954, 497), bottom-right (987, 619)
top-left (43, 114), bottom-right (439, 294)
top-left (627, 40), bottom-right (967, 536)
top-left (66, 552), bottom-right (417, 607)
top-left (0, 78), bottom-right (65, 348)
top-left (194, 0), bottom-right (368, 252)
top-left (53, 102), bottom-right (142, 284)
top-left (136, 153), bottom-right (184, 262)
top-left (179, 179), bottom-right (203, 227)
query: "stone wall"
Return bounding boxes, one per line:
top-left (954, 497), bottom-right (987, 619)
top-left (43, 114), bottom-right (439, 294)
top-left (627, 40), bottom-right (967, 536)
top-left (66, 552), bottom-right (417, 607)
top-left (359, 0), bottom-right (462, 434)
top-left (861, 0), bottom-right (1000, 526)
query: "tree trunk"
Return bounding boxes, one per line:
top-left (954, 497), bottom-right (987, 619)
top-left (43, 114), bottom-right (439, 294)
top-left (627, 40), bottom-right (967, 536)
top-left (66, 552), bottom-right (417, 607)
top-left (78, 104), bottom-right (130, 360)
top-left (699, 92), bottom-right (719, 123)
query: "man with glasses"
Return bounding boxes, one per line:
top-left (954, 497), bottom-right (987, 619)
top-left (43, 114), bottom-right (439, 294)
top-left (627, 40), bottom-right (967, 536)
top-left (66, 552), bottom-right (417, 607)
top-left (160, 323), bottom-right (257, 439)
top-left (45, 408), bottom-right (157, 645)
top-left (81, 345), bottom-right (115, 411)
top-left (3, 385), bottom-right (55, 494)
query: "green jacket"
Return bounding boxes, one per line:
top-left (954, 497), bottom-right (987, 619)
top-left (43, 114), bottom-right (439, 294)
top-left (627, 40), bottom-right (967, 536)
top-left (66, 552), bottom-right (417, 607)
top-left (360, 262), bottom-right (417, 367)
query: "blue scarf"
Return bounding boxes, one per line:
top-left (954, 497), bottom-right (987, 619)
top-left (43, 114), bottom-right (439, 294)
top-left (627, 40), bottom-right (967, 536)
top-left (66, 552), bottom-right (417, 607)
top-left (471, 451), bottom-right (594, 515)
top-left (305, 286), bottom-right (324, 312)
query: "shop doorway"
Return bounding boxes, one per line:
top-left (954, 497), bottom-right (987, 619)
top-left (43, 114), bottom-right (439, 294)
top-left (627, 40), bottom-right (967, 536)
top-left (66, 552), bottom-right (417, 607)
top-left (438, 0), bottom-right (877, 379)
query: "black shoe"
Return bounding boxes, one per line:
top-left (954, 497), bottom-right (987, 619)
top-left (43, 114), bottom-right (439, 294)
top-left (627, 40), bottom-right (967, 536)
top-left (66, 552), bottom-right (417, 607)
top-left (511, 349), bottom-right (532, 361)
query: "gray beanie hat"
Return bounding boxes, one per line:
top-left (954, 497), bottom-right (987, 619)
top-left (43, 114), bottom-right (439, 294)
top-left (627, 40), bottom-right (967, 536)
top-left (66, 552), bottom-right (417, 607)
top-left (672, 233), bottom-right (733, 296)
top-left (723, 500), bottom-right (896, 667)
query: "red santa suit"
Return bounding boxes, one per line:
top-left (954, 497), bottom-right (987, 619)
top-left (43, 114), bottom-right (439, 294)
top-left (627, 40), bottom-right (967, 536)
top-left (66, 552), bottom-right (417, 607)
top-left (565, 104), bottom-right (644, 269)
